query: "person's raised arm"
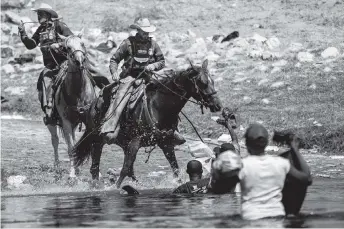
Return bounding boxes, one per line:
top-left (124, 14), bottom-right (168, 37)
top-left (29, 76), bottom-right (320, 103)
top-left (287, 136), bottom-right (312, 185)
top-left (19, 21), bottom-right (40, 49)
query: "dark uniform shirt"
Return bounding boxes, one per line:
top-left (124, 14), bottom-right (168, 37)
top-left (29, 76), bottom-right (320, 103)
top-left (109, 34), bottom-right (165, 78)
top-left (20, 20), bottom-right (74, 69)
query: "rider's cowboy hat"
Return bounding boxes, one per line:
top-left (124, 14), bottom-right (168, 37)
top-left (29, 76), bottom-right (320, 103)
top-left (129, 18), bottom-right (156, 33)
top-left (31, 3), bottom-right (58, 19)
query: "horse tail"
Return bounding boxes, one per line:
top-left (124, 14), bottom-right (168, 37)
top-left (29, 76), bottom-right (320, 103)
top-left (72, 128), bottom-right (98, 167)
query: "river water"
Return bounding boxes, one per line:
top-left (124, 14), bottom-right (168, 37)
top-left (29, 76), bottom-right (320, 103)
top-left (1, 119), bottom-right (344, 227)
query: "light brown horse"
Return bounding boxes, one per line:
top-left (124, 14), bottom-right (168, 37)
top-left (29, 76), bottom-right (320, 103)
top-left (48, 33), bottom-right (96, 178)
top-left (72, 59), bottom-right (222, 187)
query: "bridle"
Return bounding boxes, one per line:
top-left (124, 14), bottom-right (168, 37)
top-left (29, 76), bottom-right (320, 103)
top-left (151, 68), bottom-right (217, 113)
top-left (190, 74), bottom-right (217, 108)
top-left (64, 35), bottom-right (87, 67)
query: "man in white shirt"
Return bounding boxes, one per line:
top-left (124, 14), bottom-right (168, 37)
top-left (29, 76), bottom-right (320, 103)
top-left (213, 123), bottom-right (312, 220)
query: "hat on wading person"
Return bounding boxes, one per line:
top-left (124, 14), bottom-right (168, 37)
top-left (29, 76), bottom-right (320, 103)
top-left (129, 18), bottom-right (156, 33)
top-left (31, 3), bottom-right (59, 19)
top-left (244, 123), bottom-right (269, 151)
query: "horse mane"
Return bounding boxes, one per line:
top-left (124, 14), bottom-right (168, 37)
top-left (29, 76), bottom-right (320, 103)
top-left (151, 65), bottom-right (201, 90)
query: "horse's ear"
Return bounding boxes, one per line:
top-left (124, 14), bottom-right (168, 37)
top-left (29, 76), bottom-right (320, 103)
top-left (202, 59), bottom-right (208, 70)
top-left (58, 33), bottom-right (67, 41)
top-left (186, 58), bottom-right (194, 68)
top-left (77, 28), bottom-right (84, 38)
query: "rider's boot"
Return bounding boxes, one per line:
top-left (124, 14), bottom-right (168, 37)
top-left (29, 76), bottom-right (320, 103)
top-left (43, 87), bottom-right (55, 125)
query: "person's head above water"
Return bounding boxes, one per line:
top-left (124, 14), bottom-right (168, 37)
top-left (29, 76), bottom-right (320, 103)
top-left (212, 143), bottom-right (241, 179)
top-left (244, 123), bottom-right (269, 155)
top-left (213, 143), bottom-right (236, 158)
top-left (186, 160), bottom-right (203, 181)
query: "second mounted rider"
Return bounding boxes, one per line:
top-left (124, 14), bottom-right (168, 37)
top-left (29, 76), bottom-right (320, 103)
top-left (100, 18), bottom-right (185, 145)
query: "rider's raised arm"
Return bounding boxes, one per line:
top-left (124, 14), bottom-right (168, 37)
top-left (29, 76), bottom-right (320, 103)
top-left (20, 26), bottom-right (42, 49)
top-left (109, 40), bottom-right (130, 75)
top-left (151, 40), bottom-right (165, 71)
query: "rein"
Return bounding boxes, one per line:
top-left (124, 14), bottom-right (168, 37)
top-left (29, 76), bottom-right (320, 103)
top-left (150, 71), bottom-right (203, 106)
top-left (151, 70), bottom-right (217, 114)
top-left (149, 70), bottom-right (214, 143)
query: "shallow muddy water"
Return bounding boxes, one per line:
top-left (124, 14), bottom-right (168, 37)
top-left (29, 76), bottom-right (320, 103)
top-left (1, 119), bottom-right (344, 227)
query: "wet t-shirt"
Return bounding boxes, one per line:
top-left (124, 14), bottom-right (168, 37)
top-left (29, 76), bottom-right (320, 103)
top-left (172, 178), bottom-right (210, 194)
top-left (238, 155), bottom-right (291, 220)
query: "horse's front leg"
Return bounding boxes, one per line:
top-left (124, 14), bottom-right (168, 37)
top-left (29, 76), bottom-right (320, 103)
top-left (47, 124), bottom-right (60, 171)
top-left (62, 120), bottom-right (79, 178)
top-left (90, 141), bottom-right (104, 180)
top-left (158, 143), bottom-right (180, 179)
top-left (116, 138), bottom-right (140, 188)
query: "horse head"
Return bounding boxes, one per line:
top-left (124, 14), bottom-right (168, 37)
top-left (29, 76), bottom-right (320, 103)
top-left (186, 59), bottom-right (222, 112)
top-left (58, 31), bottom-right (86, 68)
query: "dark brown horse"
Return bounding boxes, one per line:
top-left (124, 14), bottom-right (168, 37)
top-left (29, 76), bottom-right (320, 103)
top-left (72, 59), bottom-right (222, 187)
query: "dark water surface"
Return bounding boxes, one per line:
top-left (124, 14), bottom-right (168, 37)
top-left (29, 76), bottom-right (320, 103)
top-left (1, 119), bottom-right (344, 227)
top-left (2, 178), bottom-right (344, 228)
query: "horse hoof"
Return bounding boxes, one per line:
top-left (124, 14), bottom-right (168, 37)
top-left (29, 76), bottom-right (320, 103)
top-left (66, 177), bottom-right (78, 186)
top-left (130, 176), bottom-right (138, 183)
top-left (102, 133), bottom-right (117, 145)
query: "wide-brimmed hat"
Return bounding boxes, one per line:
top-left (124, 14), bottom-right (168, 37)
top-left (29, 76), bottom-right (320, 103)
top-left (129, 18), bottom-right (156, 33)
top-left (31, 3), bottom-right (58, 19)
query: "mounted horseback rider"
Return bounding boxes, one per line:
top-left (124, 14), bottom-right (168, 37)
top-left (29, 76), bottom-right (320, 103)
top-left (18, 3), bottom-right (110, 125)
top-left (100, 18), bottom-right (186, 145)
top-left (18, 3), bottom-right (73, 125)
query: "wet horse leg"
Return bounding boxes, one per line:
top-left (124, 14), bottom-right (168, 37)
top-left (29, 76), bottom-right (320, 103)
top-left (90, 141), bottom-right (104, 180)
top-left (47, 124), bottom-right (60, 170)
top-left (116, 138), bottom-right (140, 188)
top-left (159, 143), bottom-right (180, 179)
top-left (62, 120), bottom-right (79, 177)
top-left (128, 163), bottom-right (138, 182)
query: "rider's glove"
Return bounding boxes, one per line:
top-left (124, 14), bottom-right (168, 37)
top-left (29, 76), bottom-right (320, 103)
top-left (144, 64), bottom-right (155, 72)
top-left (18, 20), bottom-right (26, 36)
top-left (111, 71), bottom-right (120, 83)
top-left (50, 43), bottom-right (60, 51)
